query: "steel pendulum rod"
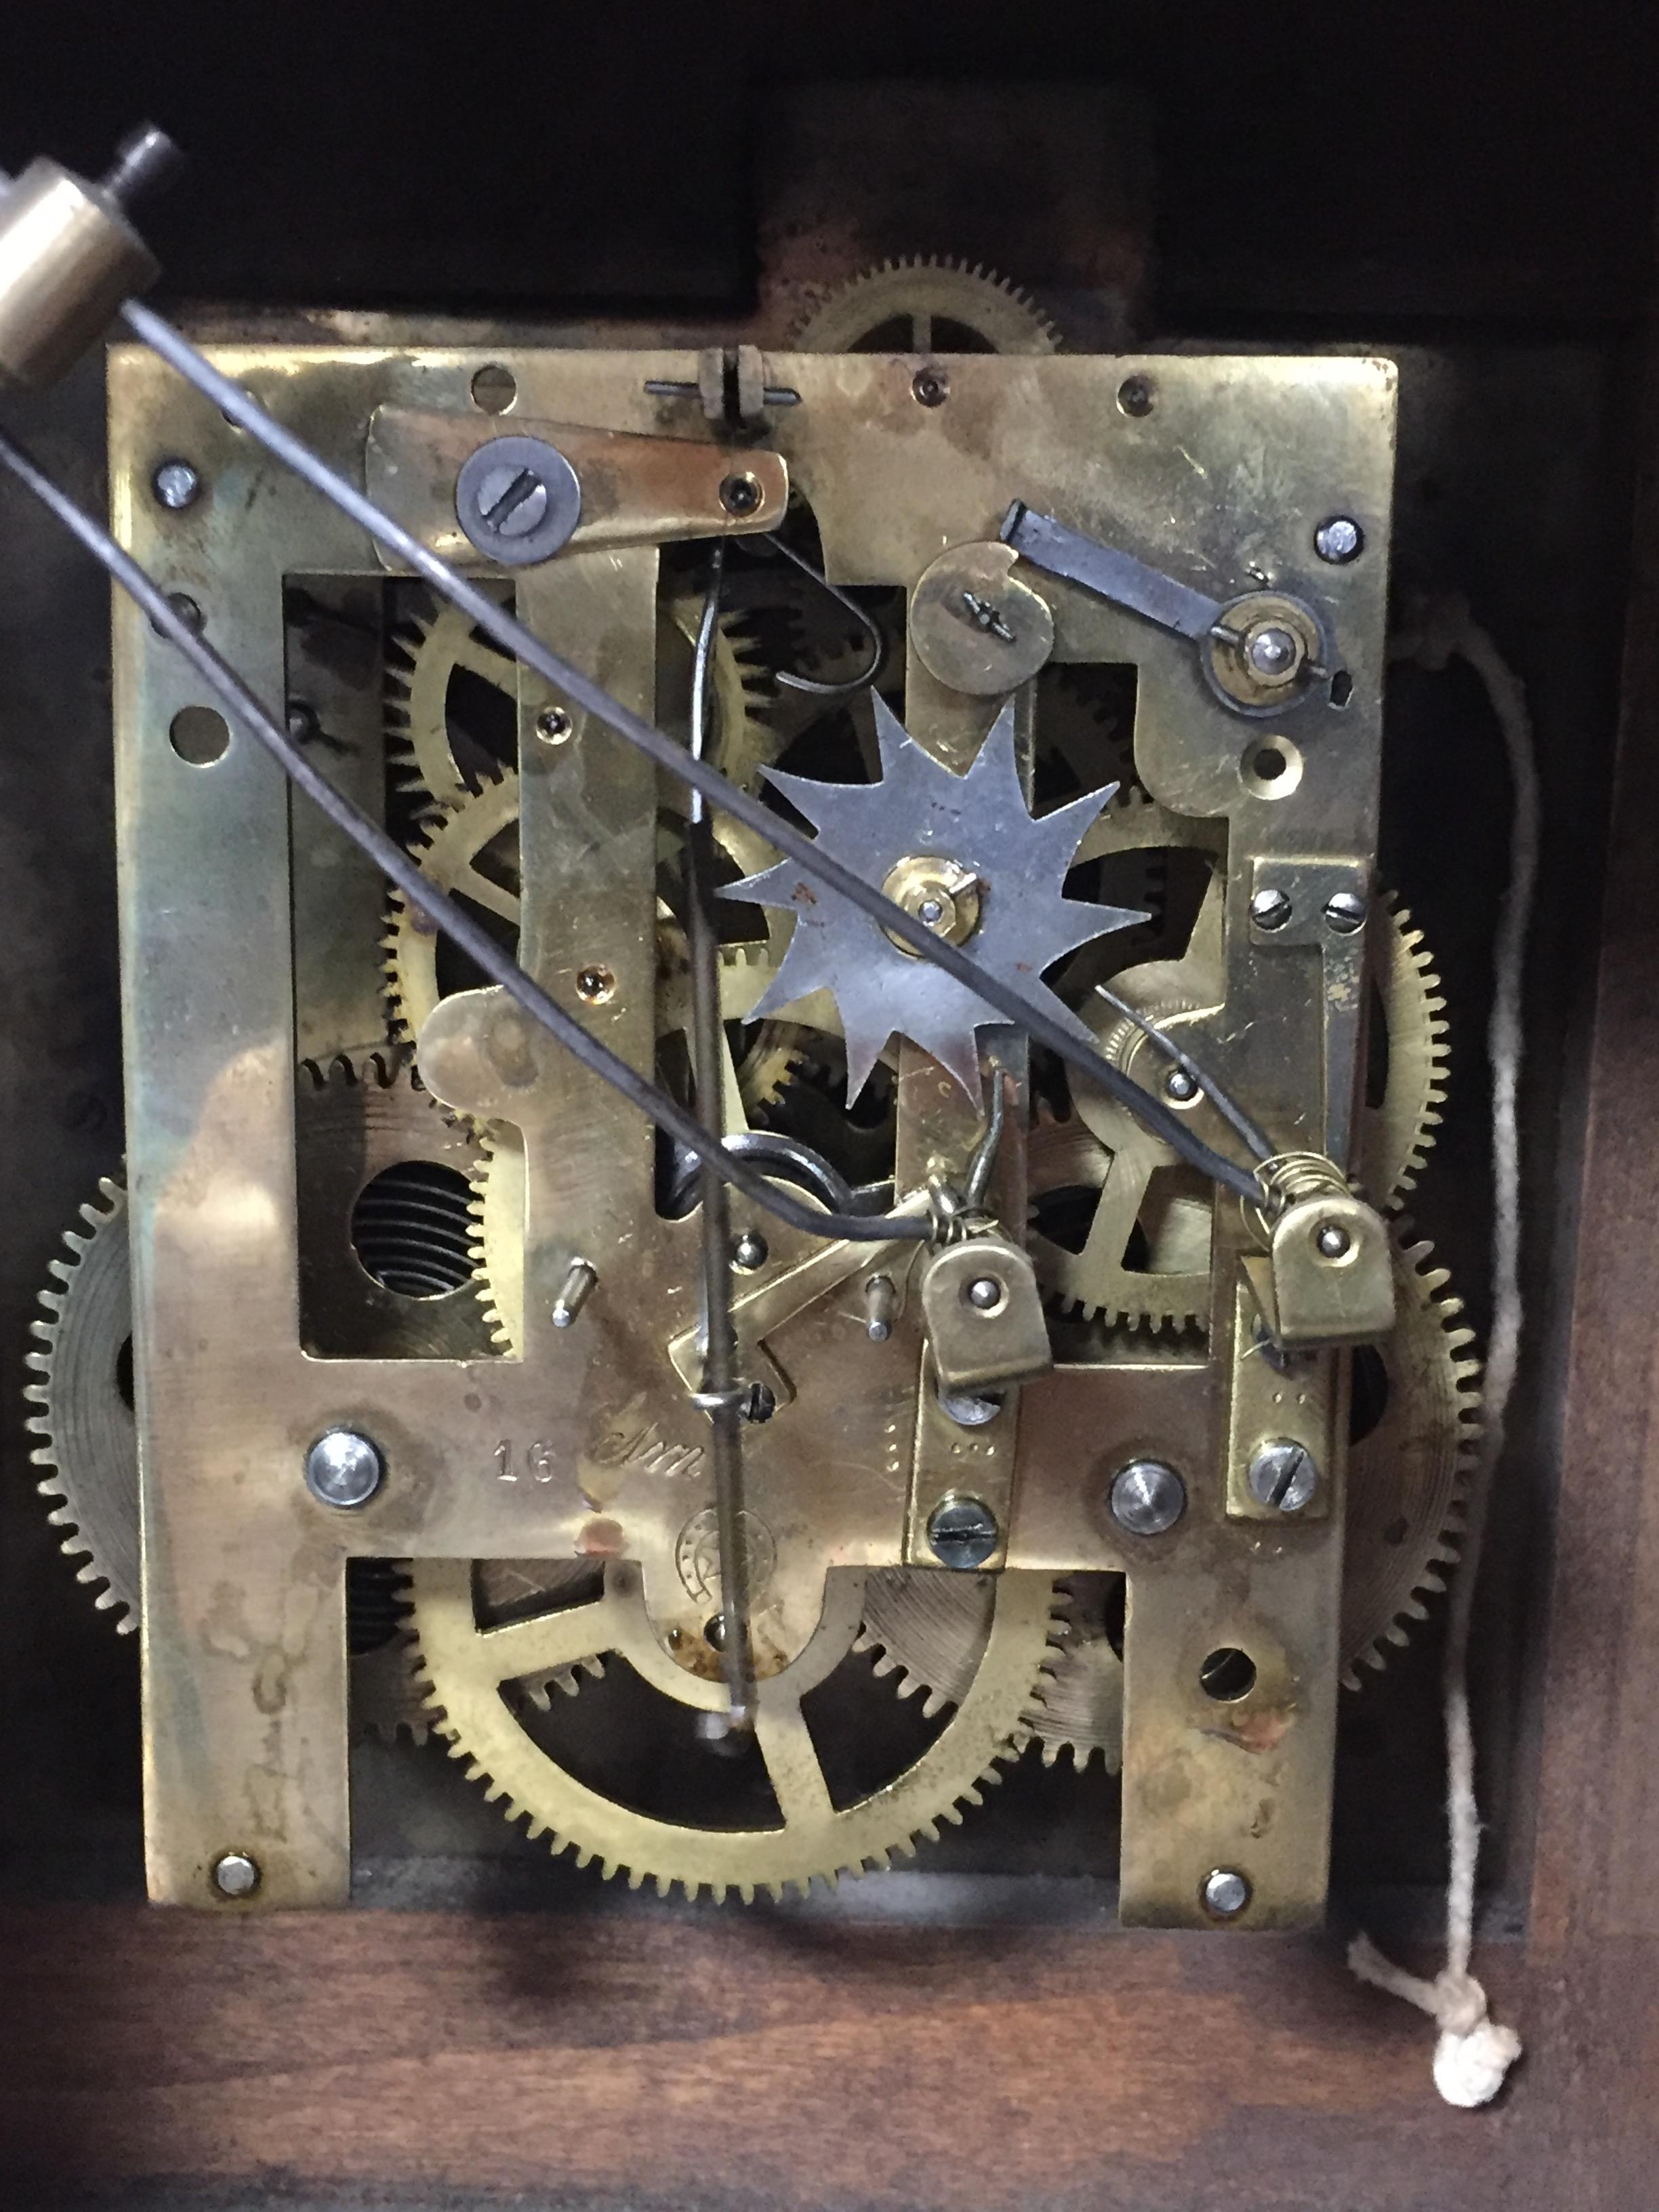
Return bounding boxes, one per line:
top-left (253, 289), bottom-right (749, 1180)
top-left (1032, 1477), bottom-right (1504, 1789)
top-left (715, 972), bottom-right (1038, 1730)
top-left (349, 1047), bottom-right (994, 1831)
top-left (686, 545), bottom-right (754, 1728)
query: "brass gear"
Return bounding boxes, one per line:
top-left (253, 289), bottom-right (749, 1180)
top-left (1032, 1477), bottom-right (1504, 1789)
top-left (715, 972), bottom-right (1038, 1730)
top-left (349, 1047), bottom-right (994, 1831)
top-left (405, 1555), bottom-right (1063, 1900)
top-left (792, 255), bottom-right (1060, 354)
top-left (383, 769), bottom-right (809, 1128)
top-left (1340, 1232), bottom-right (1478, 1685)
top-left (24, 1174), bottom-right (138, 1631)
top-left (1038, 663), bottom-right (1137, 792)
top-left (855, 1569), bottom-right (994, 1717)
top-left (384, 590), bottom-right (773, 814)
top-left (22, 1055), bottom-right (491, 1742)
top-left (1362, 893), bottom-right (1450, 1209)
top-left (384, 589), bottom-right (513, 812)
top-left (1028, 858), bottom-right (1226, 1332)
top-left (1028, 882), bottom-right (1450, 1329)
top-left (382, 768), bottom-right (523, 1045)
top-left (1011, 1229), bottom-right (1479, 1763)
top-left (468, 1128), bottom-right (522, 1355)
top-left (1022, 1578), bottom-right (1126, 1772)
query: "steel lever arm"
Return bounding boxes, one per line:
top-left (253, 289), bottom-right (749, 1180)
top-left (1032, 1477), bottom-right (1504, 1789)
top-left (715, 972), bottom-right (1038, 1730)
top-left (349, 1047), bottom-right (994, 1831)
top-left (1000, 500), bottom-right (1227, 640)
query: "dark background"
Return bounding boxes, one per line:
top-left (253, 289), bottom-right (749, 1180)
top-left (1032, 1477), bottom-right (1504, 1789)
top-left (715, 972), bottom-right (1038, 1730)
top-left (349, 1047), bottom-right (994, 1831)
top-left (3, 3), bottom-right (1654, 324)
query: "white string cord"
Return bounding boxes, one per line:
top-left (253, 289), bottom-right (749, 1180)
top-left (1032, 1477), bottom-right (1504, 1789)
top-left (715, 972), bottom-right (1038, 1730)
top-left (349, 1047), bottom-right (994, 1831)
top-left (1348, 596), bottom-right (1535, 2107)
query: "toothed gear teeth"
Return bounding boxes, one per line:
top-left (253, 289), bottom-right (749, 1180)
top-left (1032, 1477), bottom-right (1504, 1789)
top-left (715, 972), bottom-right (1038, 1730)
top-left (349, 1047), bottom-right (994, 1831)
top-left (24, 1173), bottom-right (139, 1632)
top-left (406, 1559), bottom-right (1064, 1901)
top-left (1361, 893), bottom-right (1452, 1210)
top-left (382, 596), bottom-right (517, 811)
top-left (386, 767), bottom-right (807, 1170)
top-left (27, 1066), bottom-right (492, 1738)
top-left (790, 254), bottom-right (1061, 354)
top-left (1025, 1221), bottom-right (1479, 1761)
top-left (1027, 887), bottom-right (1449, 1334)
top-left (1341, 1229), bottom-right (1481, 1683)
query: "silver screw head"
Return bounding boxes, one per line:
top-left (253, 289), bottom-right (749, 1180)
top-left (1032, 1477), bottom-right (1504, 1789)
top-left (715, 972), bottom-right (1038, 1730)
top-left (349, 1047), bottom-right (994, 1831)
top-left (864, 1273), bottom-right (897, 1342)
top-left (1202, 1866), bottom-right (1251, 1919)
top-left (474, 461), bottom-right (549, 535)
top-left (304, 1428), bottom-right (384, 1509)
top-left (1247, 1437), bottom-right (1319, 1513)
top-left (938, 1387), bottom-right (1004, 1428)
top-left (285, 698), bottom-right (319, 743)
top-left (1314, 514), bottom-right (1364, 565)
top-left (152, 458), bottom-right (201, 510)
top-left (966, 1274), bottom-right (1005, 1311)
top-left (1315, 1220), bottom-right (1351, 1259)
top-left (927, 1494), bottom-right (1000, 1569)
top-left (535, 705), bottom-right (573, 745)
top-left (1109, 1458), bottom-right (1187, 1536)
top-left (719, 471), bottom-right (763, 514)
top-left (213, 1851), bottom-right (260, 1899)
top-left (1246, 625), bottom-right (1298, 678)
top-left (1324, 888), bottom-right (1367, 935)
top-left (455, 436), bottom-right (582, 565)
top-left (917, 897), bottom-right (945, 926)
top-left (731, 1231), bottom-right (769, 1272)
top-left (1164, 1065), bottom-right (1200, 1103)
top-left (740, 1381), bottom-right (777, 1425)
top-left (1250, 886), bottom-right (1292, 931)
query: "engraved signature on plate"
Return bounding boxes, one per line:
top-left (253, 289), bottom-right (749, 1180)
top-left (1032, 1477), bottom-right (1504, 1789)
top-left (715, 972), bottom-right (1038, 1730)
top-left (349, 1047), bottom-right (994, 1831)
top-left (591, 1418), bottom-right (705, 1480)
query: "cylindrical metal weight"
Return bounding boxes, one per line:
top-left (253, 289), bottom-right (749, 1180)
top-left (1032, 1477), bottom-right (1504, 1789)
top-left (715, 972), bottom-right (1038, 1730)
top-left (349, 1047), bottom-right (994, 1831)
top-left (0, 160), bottom-right (159, 388)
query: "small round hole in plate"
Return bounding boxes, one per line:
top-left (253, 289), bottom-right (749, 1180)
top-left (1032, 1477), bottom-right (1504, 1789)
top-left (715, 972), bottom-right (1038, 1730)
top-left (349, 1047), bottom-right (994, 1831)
top-left (470, 363), bottom-right (517, 414)
top-left (169, 705), bottom-right (229, 764)
top-left (1240, 735), bottom-right (1303, 800)
top-left (1199, 1646), bottom-right (1257, 1702)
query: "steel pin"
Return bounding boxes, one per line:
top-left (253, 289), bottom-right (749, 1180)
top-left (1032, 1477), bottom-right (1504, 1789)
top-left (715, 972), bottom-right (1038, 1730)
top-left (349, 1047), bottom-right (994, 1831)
top-left (552, 1258), bottom-right (598, 1329)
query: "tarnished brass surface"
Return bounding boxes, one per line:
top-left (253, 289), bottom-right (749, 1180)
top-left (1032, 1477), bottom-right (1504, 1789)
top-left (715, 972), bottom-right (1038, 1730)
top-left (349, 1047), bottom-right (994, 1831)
top-left (909, 539), bottom-right (1054, 695)
top-left (918, 1238), bottom-right (1053, 1395)
top-left (110, 341), bottom-right (1395, 1917)
top-left (365, 407), bottom-right (787, 565)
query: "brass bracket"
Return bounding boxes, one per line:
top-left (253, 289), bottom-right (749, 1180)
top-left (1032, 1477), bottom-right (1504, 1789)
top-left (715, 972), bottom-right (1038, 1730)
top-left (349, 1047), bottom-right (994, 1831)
top-left (1223, 1277), bottom-right (1340, 1521)
top-left (666, 1198), bottom-right (929, 1409)
top-left (1246, 853), bottom-right (1370, 1167)
top-left (364, 405), bottom-right (787, 569)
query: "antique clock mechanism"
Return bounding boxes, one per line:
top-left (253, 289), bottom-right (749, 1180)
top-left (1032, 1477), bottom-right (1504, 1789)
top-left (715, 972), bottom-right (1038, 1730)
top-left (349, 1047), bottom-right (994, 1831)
top-left (7, 136), bottom-right (1475, 1931)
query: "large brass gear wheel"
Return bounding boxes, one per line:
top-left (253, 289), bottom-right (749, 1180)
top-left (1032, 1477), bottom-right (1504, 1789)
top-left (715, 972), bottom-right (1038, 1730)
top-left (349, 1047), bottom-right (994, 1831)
top-left (406, 1555), bottom-right (1063, 1900)
top-left (792, 255), bottom-right (1060, 354)
top-left (385, 590), bottom-right (774, 813)
top-left (1006, 1230), bottom-right (1480, 1765)
top-left (22, 1055), bottom-right (491, 1742)
top-left (1028, 872), bottom-right (1451, 1330)
top-left (382, 768), bottom-right (809, 1127)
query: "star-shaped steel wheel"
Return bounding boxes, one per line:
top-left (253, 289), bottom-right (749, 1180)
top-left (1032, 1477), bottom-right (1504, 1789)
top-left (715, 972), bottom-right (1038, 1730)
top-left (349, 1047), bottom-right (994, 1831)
top-left (723, 697), bottom-right (1145, 1099)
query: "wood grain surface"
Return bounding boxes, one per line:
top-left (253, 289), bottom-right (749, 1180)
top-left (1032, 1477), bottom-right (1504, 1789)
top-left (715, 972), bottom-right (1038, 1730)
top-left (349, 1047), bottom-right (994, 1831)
top-left (0, 1901), bottom-right (1545, 2209)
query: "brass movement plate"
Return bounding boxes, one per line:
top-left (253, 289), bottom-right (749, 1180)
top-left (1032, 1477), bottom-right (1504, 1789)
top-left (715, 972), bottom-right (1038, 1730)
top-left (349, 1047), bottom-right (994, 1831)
top-left (108, 344), bottom-right (1395, 1919)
